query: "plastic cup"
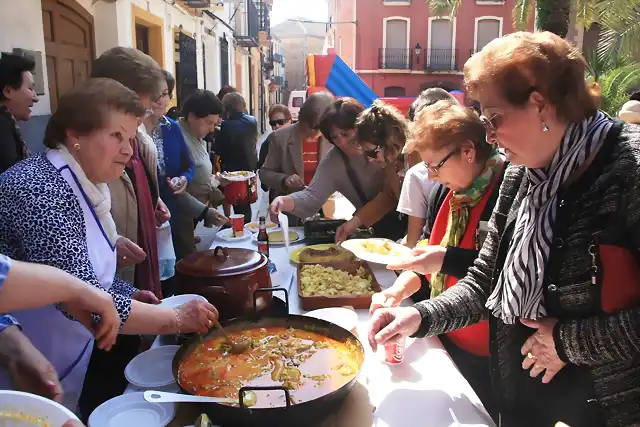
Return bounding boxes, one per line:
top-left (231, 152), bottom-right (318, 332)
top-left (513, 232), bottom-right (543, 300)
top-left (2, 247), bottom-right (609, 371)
top-left (231, 214), bottom-right (245, 237)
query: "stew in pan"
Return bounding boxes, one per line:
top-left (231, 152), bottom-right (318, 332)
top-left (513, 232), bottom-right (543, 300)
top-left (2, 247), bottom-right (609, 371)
top-left (177, 326), bottom-right (363, 408)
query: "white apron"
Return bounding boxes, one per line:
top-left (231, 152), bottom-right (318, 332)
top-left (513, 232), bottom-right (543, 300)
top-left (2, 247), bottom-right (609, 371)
top-left (0, 151), bottom-right (117, 412)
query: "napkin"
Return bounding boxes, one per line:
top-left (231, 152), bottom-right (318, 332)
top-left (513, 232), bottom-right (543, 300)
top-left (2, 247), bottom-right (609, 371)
top-left (278, 213), bottom-right (290, 253)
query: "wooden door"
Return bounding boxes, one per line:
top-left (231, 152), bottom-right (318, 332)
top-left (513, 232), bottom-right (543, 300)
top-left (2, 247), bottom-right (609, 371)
top-left (42, 0), bottom-right (94, 112)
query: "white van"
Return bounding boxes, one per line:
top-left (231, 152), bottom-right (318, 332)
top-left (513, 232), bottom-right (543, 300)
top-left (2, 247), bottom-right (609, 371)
top-left (287, 90), bottom-right (306, 122)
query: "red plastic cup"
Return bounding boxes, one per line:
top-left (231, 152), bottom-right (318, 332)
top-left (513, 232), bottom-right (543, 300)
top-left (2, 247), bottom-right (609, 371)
top-left (230, 214), bottom-right (245, 237)
top-left (384, 336), bottom-right (406, 364)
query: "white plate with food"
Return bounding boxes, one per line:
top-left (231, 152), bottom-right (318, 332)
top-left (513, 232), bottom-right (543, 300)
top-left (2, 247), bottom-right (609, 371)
top-left (245, 220), bottom-right (278, 233)
top-left (0, 390), bottom-right (80, 426)
top-left (304, 307), bottom-right (359, 334)
top-left (216, 227), bottom-right (252, 242)
top-left (252, 229), bottom-right (304, 245)
top-left (88, 392), bottom-right (175, 427)
top-left (341, 238), bottom-right (412, 265)
top-left (221, 171), bottom-right (256, 182)
top-left (125, 346), bottom-right (180, 389)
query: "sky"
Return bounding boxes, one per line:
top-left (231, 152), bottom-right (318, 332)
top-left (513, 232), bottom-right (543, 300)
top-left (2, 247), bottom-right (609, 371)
top-left (270, 0), bottom-right (329, 26)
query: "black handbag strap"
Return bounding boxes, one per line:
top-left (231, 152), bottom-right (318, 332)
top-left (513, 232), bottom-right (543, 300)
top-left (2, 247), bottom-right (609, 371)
top-left (337, 149), bottom-right (368, 206)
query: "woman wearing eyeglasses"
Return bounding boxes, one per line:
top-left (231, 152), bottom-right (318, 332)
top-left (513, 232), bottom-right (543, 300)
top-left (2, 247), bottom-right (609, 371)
top-left (333, 100), bottom-right (414, 242)
top-left (257, 105), bottom-right (293, 198)
top-left (369, 32), bottom-right (640, 427)
top-left (369, 100), bottom-right (507, 421)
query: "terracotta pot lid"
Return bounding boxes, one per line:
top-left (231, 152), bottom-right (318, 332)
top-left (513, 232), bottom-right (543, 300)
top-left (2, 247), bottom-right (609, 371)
top-left (176, 246), bottom-right (267, 277)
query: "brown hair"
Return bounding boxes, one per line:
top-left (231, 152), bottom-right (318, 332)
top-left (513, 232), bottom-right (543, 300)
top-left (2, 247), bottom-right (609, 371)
top-left (355, 100), bottom-right (409, 160)
top-left (91, 47), bottom-right (164, 97)
top-left (217, 85), bottom-right (237, 101)
top-left (43, 78), bottom-right (146, 149)
top-left (464, 31), bottom-right (598, 123)
top-left (268, 104), bottom-right (292, 121)
top-left (298, 92), bottom-right (334, 131)
top-left (407, 100), bottom-right (492, 162)
top-left (317, 98), bottom-right (364, 143)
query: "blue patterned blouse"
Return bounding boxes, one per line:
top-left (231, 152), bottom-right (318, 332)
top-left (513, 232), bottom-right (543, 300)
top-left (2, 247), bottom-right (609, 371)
top-left (0, 155), bottom-right (135, 330)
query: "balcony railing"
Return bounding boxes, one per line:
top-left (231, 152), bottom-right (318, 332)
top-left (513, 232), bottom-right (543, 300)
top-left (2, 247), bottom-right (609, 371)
top-left (235, 0), bottom-right (260, 47)
top-left (424, 48), bottom-right (458, 71)
top-left (378, 48), bottom-right (412, 70)
top-left (273, 52), bottom-right (284, 63)
top-left (273, 75), bottom-right (285, 86)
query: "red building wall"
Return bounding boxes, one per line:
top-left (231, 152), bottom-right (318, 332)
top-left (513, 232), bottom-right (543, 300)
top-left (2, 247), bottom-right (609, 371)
top-left (350, 0), bottom-right (531, 99)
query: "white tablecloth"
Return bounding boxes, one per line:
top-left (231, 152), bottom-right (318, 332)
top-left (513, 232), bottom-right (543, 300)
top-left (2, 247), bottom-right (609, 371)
top-left (125, 229), bottom-right (496, 427)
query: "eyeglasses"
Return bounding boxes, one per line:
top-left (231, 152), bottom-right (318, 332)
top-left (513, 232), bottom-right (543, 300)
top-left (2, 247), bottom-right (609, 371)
top-left (479, 112), bottom-right (502, 134)
top-left (426, 148), bottom-right (459, 174)
top-left (362, 145), bottom-right (381, 159)
top-left (269, 119), bottom-right (288, 127)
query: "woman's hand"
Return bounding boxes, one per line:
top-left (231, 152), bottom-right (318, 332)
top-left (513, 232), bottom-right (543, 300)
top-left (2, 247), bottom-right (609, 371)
top-left (175, 300), bottom-right (219, 334)
top-left (168, 176), bottom-right (188, 195)
top-left (369, 289), bottom-right (404, 315)
top-left (131, 290), bottom-right (161, 305)
top-left (386, 245), bottom-right (447, 275)
top-left (205, 208), bottom-right (230, 227)
top-left (269, 197), bottom-right (286, 224)
top-left (215, 172), bottom-right (232, 187)
top-left (155, 198), bottom-right (170, 227)
top-left (117, 237), bottom-right (146, 267)
top-left (284, 174), bottom-right (306, 191)
top-left (0, 326), bottom-right (63, 402)
top-left (335, 217), bottom-right (362, 244)
top-left (367, 307), bottom-right (422, 352)
top-left (64, 287), bottom-right (120, 351)
top-left (520, 317), bottom-right (567, 384)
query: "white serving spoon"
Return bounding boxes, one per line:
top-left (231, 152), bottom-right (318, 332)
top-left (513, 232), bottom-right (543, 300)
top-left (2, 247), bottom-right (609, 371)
top-left (144, 390), bottom-right (236, 405)
top-left (278, 213), bottom-right (290, 253)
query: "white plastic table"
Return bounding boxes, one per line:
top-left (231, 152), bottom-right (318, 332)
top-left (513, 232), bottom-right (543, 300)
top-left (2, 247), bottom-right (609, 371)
top-left (124, 228), bottom-right (496, 427)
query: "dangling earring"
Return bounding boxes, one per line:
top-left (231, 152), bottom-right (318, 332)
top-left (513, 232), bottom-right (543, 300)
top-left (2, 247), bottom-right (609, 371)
top-left (542, 122), bottom-right (549, 132)
top-left (73, 143), bottom-right (80, 151)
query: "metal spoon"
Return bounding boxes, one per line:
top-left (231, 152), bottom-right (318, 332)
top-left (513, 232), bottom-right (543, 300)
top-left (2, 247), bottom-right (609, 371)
top-left (211, 318), bottom-right (249, 354)
top-left (144, 390), bottom-right (236, 405)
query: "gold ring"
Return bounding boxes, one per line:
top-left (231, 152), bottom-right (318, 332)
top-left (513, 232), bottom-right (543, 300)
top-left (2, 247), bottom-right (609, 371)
top-left (527, 352), bottom-right (536, 360)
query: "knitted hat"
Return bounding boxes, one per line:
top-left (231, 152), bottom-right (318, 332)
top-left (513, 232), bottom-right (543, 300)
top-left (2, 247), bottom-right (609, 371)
top-left (618, 100), bottom-right (640, 125)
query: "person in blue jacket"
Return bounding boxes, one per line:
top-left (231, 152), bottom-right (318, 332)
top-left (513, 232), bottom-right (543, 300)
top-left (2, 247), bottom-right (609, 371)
top-left (142, 71), bottom-right (227, 261)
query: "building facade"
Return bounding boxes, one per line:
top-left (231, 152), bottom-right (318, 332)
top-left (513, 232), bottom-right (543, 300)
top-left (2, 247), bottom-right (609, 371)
top-left (272, 19), bottom-right (326, 103)
top-left (326, 0), bottom-right (534, 98)
top-left (268, 36), bottom-right (286, 105)
top-left (0, 0), bottom-right (273, 152)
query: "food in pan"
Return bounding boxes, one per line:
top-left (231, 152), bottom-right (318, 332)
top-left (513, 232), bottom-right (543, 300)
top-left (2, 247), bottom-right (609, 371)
top-left (177, 327), bottom-right (363, 408)
top-left (267, 230), bottom-right (299, 243)
top-left (300, 264), bottom-right (374, 297)
top-left (359, 239), bottom-right (402, 256)
top-left (298, 246), bottom-right (355, 263)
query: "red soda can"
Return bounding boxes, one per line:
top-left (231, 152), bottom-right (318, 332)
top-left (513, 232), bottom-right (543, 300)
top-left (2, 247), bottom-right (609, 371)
top-left (384, 336), bottom-right (406, 364)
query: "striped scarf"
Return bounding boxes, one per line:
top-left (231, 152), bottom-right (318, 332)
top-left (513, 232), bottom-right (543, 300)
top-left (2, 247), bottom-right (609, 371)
top-left (486, 111), bottom-right (613, 324)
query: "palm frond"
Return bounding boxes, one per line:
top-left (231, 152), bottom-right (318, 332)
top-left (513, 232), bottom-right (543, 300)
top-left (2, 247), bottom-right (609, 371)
top-left (513, 0), bottom-right (534, 31)
top-left (574, 0), bottom-right (598, 29)
top-left (424, 0), bottom-right (461, 19)
top-left (595, 64), bottom-right (640, 116)
top-left (596, 0), bottom-right (640, 62)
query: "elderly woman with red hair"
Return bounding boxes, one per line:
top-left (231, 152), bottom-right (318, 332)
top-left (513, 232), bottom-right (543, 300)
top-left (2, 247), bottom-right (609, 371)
top-left (369, 32), bottom-right (640, 427)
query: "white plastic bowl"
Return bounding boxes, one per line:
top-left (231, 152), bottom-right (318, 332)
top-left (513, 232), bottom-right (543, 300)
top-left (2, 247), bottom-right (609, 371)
top-left (0, 390), bottom-right (80, 426)
top-left (158, 294), bottom-right (207, 309)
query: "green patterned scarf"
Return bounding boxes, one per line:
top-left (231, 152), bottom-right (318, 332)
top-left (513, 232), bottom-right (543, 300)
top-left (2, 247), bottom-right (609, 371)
top-left (430, 149), bottom-right (503, 298)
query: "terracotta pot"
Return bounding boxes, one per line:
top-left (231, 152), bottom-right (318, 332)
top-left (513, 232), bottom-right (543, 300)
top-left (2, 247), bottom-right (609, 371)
top-left (175, 246), bottom-right (272, 320)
